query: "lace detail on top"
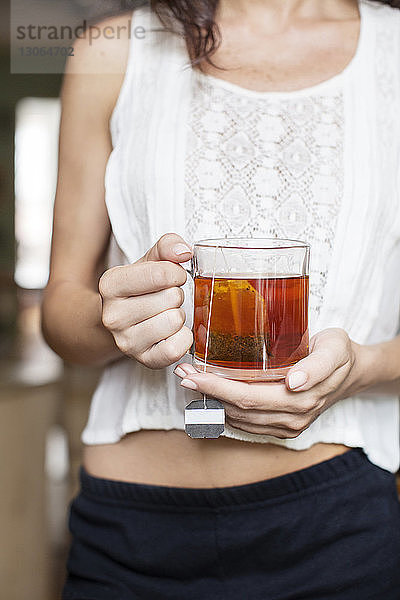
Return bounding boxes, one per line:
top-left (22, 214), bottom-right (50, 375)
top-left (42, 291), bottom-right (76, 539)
top-left (184, 72), bottom-right (345, 329)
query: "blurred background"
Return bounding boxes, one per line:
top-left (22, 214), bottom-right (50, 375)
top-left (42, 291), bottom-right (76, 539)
top-left (1, 1), bottom-right (130, 598)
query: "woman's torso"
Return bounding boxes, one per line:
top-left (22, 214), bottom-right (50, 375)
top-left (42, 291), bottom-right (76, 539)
top-left (83, 432), bottom-right (349, 486)
top-left (83, 2), bottom-right (365, 486)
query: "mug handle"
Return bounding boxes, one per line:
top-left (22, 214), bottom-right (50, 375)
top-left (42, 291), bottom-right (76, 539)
top-left (184, 266), bottom-right (194, 278)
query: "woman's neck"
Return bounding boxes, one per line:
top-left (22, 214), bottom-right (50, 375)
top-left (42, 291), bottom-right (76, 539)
top-left (202, 0), bottom-right (361, 92)
top-left (217, 0), bottom-right (359, 27)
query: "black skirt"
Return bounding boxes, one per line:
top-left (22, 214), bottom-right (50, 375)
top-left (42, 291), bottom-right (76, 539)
top-left (62, 447), bottom-right (400, 600)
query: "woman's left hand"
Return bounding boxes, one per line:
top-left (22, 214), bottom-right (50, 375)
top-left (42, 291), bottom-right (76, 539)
top-left (174, 328), bottom-right (366, 439)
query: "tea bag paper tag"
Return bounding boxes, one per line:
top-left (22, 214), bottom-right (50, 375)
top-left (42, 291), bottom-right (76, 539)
top-left (185, 399), bottom-right (225, 439)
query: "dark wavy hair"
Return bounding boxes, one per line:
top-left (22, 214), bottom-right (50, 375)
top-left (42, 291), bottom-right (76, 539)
top-left (151, 0), bottom-right (220, 64)
top-left (150, 0), bottom-right (400, 63)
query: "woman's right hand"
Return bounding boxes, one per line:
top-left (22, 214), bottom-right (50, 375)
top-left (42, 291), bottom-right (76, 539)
top-left (99, 233), bottom-right (194, 369)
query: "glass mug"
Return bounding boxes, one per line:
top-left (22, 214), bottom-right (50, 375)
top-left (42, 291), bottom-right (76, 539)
top-left (184, 238), bottom-right (310, 381)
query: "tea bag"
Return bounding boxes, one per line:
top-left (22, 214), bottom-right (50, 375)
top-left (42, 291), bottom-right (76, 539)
top-left (185, 245), bottom-right (225, 439)
top-left (205, 278), bottom-right (272, 364)
top-left (185, 398), bottom-right (225, 439)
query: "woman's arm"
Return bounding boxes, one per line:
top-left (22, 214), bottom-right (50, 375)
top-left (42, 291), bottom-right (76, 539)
top-left (42, 15), bottom-right (194, 369)
top-left (42, 16), bottom-right (131, 367)
top-left (365, 334), bottom-right (400, 395)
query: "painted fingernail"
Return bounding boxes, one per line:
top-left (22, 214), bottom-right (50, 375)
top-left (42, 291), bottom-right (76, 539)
top-left (173, 243), bottom-right (192, 256)
top-left (180, 378), bottom-right (198, 390)
top-left (173, 366), bottom-right (187, 378)
top-left (288, 371), bottom-right (308, 390)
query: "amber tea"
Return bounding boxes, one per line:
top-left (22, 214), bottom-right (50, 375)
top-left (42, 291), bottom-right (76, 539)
top-left (187, 238), bottom-right (310, 380)
top-left (193, 275), bottom-right (309, 375)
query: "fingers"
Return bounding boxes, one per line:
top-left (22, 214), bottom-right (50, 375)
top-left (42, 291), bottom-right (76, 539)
top-left (174, 366), bottom-right (295, 412)
top-left (101, 286), bottom-right (185, 329)
top-left (285, 328), bottom-right (354, 392)
top-left (224, 401), bottom-right (320, 438)
top-left (140, 326), bottom-right (194, 369)
top-left (99, 232), bottom-right (192, 301)
top-left (100, 260), bottom-right (188, 298)
top-left (138, 232), bottom-right (193, 264)
top-left (225, 420), bottom-right (306, 439)
top-left (98, 232), bottom-right (194, 368)
top-left (174, 362), bottom-right (323, 413)
top-left (224, 406), bottom-right (310, 435)
top-left (116, 307), bottom-right (187, 356)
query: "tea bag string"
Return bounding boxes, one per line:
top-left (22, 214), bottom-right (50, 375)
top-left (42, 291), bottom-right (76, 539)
top-left (202, 244), bottom-right (219, 409)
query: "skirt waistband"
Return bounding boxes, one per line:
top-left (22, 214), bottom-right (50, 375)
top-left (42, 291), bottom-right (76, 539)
top-left (79, 447), bottom-right (373, 509)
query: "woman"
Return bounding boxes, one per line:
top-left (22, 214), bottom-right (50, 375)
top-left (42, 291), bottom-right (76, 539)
top-left (42, 0), bottom-right (400, 598)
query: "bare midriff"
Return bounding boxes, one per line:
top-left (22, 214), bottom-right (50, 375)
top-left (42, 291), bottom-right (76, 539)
top-left (83, 430), bottom-right (350, 488)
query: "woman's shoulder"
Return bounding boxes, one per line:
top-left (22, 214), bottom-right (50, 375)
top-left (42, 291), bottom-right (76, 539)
top-left (65, 12), bottom-right (134, 77)
top-left (62, 11), bottom-right (142, 126)
top-left (64, 6), bottom-right (169, 118)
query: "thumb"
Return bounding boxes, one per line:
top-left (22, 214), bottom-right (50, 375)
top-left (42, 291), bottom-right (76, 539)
top-left (138, 232), bottom-right (193, 265)
top-left (285, 329), bottom-right (351, 392)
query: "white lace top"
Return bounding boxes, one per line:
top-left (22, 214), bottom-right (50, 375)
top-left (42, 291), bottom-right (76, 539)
top-left (81, 1), bottom-right (400, 473)
top-left (185, 70), bottom-right (344, 333)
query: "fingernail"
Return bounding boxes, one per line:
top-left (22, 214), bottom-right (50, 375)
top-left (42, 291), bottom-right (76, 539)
top-left (173, 366), bottom-right (187, 378)
top-left (173, 243), bottom-right (192, 256)
top-left (180, 378), bottom-right (198, 390)
top-left (288, 371), bottom-right (308, 390)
